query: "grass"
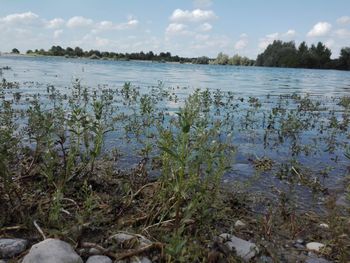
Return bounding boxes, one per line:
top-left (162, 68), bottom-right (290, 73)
top-left (0, 78), bottom-right (349, 262)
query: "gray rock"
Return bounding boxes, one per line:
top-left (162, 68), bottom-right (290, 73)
top-left (22, 239), bottom-right (83, 263)
top-left (305, 256), bottom-right (333, 263)
top-left (0, 260), bottom-right (7, 263)
top-left (257, 256), bottom-right (273, 263)
top-left (86, 255), bottom-right (112, 263)
top-left (110, 232), bottom-right (151, 248)
top-left (219, 233), bottom-right (258, 261)
top-left (88, 248), bottom-right (101, 255)
top-left (130, 256), bottom-right (152, 263)
top-left (0, 238), bottom-right (28, 259)
top-left (336, 194), bottom-right (349, 207)
top-left (110, 233), bottom-right (135, 243)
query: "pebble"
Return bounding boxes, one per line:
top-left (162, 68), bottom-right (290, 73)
top-left (110, 232), bottom-right (151, 248)
top-left (130, 256), bottom-right (152, 263)
top-left (306, 242), bottom-right (325, 252)
top-left (336, 194), bottom-right (349, 207)
top-left (305, 256), bottom-right (333, 263)
top-left (296, 239), bottom-right (304, 244)
top-left (219, 233), bottom-right (258, 261)
top-left (319, 223), bottom-right (329, 229)
top-left (22, 238), bottom-right (83, 263)
top-left (234, 220), bottom-right (246, 228)
top-left (86, 255), bottom-right (112, 263)
top-left (0, 238), bottom-right (28, 259)
top-left (89, 248), bottom-right (101, 255)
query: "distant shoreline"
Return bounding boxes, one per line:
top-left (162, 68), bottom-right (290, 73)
top-left (0, 53), bottom-right (196, 65)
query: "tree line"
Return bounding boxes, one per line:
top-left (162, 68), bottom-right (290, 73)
top-left (24, 46), bottom-right (197, 63)
top-left (9, 41), bottom-right (350, 70)
top-left (256, 40), bottom-right (350, 70)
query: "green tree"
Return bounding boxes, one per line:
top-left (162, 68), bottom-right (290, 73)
top-left (337, 47), bottom-right (350, 70)
top-left (11, 48), bottom-right (20, 54)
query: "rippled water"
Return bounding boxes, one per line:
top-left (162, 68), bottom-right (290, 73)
top-left (1, 55), bottom-right (350, 209)
top-left (1, 55), bottom-right (350, 97)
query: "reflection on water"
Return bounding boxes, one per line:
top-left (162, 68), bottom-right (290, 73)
top-left (1, 55), bottom-right (350, 97)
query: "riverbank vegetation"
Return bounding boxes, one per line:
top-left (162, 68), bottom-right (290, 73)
top-left (1, 74), bottom-right (350, 261)
top-left (6, 40), bottom-right (349, 70)
top-left (256, 40), bottom-right (350, 70)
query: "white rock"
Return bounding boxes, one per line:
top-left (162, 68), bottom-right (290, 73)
top-left (235, 220), bottom-right (246, 228)
top-left (306, 242), bottom-right (325, 252)
top-left (319, 223), bottom-right (329, 229)
top-left (22, 239), bottom-right (83, 263)
top-left (219, 233), bottom-right (258, 261)
top-left (86, 255), bottom-right (112, 263)
top-left (0, 238), bottom-right (28, 259)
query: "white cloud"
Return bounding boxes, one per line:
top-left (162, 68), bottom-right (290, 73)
top-left (66, 16), bottom-right (94, 28)
top-left (195, 34), bottom-right (210, 41)
top-left (0, 11), bottom-right (39, 24)
top-left (258, 32), bottom-right (279, 50)
top-left (96, 21), bottom-right (114, 30)
top-left (95, 18), bottom-right (139, 31)
top-left (284, 29), bottom-right (296, 38)
top-left (170, 9), bottom-right (217, 23)
top-left (307, 22), bottom-right (332, 37)
top-left (198, 22), bottom-right (212, 32)
top-left (234, 34), bottom-right (248, 50)
top-left (95, 37), bottom-right (110, 47)
top-left (337, 16), bottom-right (350, 25)
top-left (53, 29), bottom-right (63, 39)
top-left (165, 23), bottom-right (188, 35)
top-left (125, 19), bottom-right (139, 27)
top-left (335, 28), bottom-right (350, 38)
top-left (193, 0), bottom-right (213, 8)
top-left (258, 29), bottom-right (297, 51)
top-left (46, 18), bottom-right (65, 29)
top-left (325, 39), bottom-right (335, 49)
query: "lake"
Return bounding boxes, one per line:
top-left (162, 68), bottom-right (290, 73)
top-left (1, 55), bottom-right (350, 97)
top-left (1, 55), bottom-right (350, 210)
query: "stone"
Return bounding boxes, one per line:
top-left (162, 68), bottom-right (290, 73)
top-left (130, 256), bottom-right (152, 263)
top-left (0, 238), bottom-right (28, 259)
top-left (89, 248), bottom-right (101, 255)
top-left (257, 255), bottom-right (273, 263)
top-left (306, 242), bottom-right (325, 252)
top-left (234, 220), bottom-right (246, 228)
top-left (110, 232), bottom-right (151, 248)
top-left (22, 239), bottom-right (83, 263)
top-left (336, 194), bottom-right (349, 207)
top-left (305, 256), bottom-right (333, 263)
top-left (110, 233), bottom-right (135, 243)
top-left (296, 239), bottom-right (304, 244)
top-left (86, 255), bottom-right (113, 263)
top-left (219, 233), bottom-right (258, 261)
top-left (319, 223), bottom-right (329, 229)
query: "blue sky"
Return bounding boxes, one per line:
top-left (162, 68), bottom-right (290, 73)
top-left (0, 0), bottom-right (350, 58)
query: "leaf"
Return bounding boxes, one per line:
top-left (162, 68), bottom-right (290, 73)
top-left (159, 145), bottom-right (179, 160)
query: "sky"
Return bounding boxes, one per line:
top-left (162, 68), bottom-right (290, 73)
top-left (0, 0), bottom-right (350, 58)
